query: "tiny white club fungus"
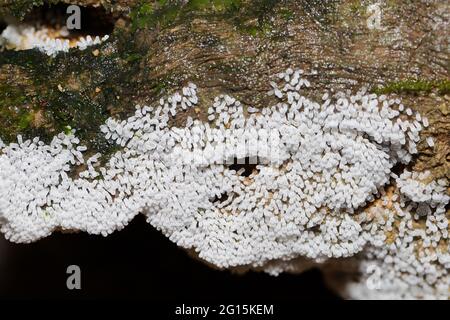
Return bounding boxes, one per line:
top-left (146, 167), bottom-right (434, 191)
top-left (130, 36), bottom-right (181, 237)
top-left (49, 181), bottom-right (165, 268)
top-left (0, 25), bottom-right (109, 57)
top-left (0, 70), bottom-right (448, 300)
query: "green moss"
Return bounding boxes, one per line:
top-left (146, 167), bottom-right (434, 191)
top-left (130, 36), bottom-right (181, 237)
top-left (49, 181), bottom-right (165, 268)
top-left (0, 84), bottom-right (34, 141)
top-left (130, 2), bottom-right (155, 30)
top-left (230, 0), bottom-right (278, 36)
top-left (130, 1), bottom-right (184, 31)
top-left (0, 35), bottom-right (137, 152)
top-left (238, 20), bottom-right (272, 36)
top-left (44, 90), bottom-right (107, 137)
top-left (187, 0), bottom-right (217, 10)
top-left (18, 112), bottom-right (34, 129)
top-left (129, 0), bottom-right (241, 31)
top-left (241, 25), bottom-right (258, 36)
top-left (129, 0), bottom-right (276, 35)
top-left (0, 84), bottom-right (27, 106)
top-left (187, 0), bottom-right (242, 12)
top-left (373, 80), bottom-right (450, 95)
top-left (125, 53), bottom-right (142, 63)
top-left (156, 4), bottom-right (182, 27)
top-left (152, 81), bottom-right (169, 94)
top-left (63, 125), bottom-right (73, 135)
top-left (348, 1), bottom-right (364, 15)
top-left (436, 81), bottom-right (450, 95)
top-left (279, 8), bottom-right (294, 21)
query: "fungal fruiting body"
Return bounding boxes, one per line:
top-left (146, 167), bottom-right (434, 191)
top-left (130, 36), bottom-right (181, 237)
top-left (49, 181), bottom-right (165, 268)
top-left (0, 70), bottom-right (448, 299)
top-left (0, 24), bottom-right (109, 56)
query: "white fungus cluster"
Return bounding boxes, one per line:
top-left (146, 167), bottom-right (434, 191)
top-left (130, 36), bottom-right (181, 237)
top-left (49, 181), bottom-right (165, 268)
top-left (0, 69), bottom-right (448, 299)
top-left (339, 171), bottom-right (449, 299)
top-left (0, 24), bottom-right (109, 56)
top-left (266, 169), bottom-right (449, 299)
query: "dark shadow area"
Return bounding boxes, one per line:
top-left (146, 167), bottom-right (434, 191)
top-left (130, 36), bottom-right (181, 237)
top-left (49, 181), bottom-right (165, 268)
top-left (22, 3), bottom-right (116, 38)
top-left (228, 157), bottom-right (259, 177)
top-left (391, 162), bottom-right (407, 177)
top-left (0, 215), bottom-right (340, 300)
top-left (210, 192), bottom-right (229, 204)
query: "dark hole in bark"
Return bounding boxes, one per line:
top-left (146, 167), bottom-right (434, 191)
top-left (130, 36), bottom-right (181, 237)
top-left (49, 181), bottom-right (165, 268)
top-left (22, 3), bottom-right (116, 38)
top-left (211, 192), bottom-right (229, 204)
top-left (228, 157), bottom-right (259, 177)
top-left (391, 162), bottom-right (407, 177)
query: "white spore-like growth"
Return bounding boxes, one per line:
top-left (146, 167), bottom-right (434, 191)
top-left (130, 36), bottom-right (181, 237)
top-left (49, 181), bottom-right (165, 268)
top-left (0, 70), bottom-right (447, 299)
